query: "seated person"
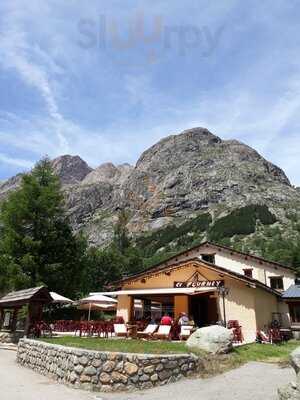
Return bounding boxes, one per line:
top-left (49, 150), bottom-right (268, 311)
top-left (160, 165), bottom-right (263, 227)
top-left (178, 312), bottom-right (190, 326)
top-left (160, 313), bottom-right (173, 325)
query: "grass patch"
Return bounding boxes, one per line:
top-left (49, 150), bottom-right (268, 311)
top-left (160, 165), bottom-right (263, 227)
top-left (40, 337), bottom-right (190, 354)
top-left (233, 341), bottom-right (299, 364)
top-left (199, 341), bottom-right (300, 377)
top-left (40, 337), bottom-right (299, 377)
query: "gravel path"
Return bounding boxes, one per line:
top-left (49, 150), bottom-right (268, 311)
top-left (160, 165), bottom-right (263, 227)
top-left (0, 349), bottom-right (294, 400)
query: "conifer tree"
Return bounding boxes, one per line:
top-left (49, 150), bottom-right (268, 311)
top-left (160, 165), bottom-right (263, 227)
top-left (0, 158), bottom-right (86, 296)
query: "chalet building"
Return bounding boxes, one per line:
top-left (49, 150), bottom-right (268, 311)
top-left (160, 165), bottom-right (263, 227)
top-left (97, 242), bottom-right (298, 343)
top-left (282, 283), bottom-right (300, 337)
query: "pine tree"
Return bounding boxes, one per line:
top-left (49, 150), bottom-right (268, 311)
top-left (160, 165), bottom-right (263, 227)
top-left (0, 158), bottom-right (86, 297)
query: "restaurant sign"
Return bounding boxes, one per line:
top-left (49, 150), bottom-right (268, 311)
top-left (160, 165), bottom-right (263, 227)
top-left (173, 271), bottom-right (224, 288)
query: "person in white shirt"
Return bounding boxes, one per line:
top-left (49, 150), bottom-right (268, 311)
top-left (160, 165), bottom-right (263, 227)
top-left (178, 312), bottom-right (189, 326)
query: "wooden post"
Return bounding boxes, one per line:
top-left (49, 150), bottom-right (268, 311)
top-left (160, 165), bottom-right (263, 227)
top-left (88, 303), bottom-right (92, 322)
top-left (0, 308), bottom-right (4, 330)
top-left (11, 308), bottom-right (19, 332)
top-left (36, 303), bottom-right (43, 321)
top-left (129, 296), bottom-right (134, 322)
top-left (142, 299), bottom-right (151, 320)
top-left (24, 304), bottom-right (31, 338)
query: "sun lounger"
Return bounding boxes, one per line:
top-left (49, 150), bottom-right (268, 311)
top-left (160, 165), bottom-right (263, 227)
top-left (153, 325), bottom-right (171, 340)
top-left (113, 323), bottom-right (128, 337)
top-left (137, 324), bottom-right (158, 339)
top-left (179, 325), bottom-right (194, 340)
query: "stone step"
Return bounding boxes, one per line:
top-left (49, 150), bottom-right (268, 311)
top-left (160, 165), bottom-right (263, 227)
top-left (0, 343), bottom-right (17, 351)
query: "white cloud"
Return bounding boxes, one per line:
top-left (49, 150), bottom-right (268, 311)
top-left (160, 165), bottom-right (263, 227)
top-left (0, 153), bottom-right (33, 169)
top-left (0, 1), bottom-right (71, 155)
top-left (0, 0), bottom-right (299, 187)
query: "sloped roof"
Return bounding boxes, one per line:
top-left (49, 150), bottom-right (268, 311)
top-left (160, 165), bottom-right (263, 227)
top-left (282, 284), bottom-right (300, 299)
top-left (112, 241), bottom-right (293, 288)
top-left (113, 257), bottom-right (281, 297)
top-left (0, 286), bottom-right (52, 307)
top-left (201, 242), bottom-right (296, 271)
top-left (157, 241), bottom-right (295, 272)
top-left (113, 241), bottom-right (295, 289)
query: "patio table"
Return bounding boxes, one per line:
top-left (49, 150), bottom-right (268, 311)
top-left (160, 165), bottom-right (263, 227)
top-left (126, 324), bottom-right (138, 338)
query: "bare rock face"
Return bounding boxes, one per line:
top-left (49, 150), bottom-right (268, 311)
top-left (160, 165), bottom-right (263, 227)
top-left (0, 173), bottom-right (23, 201)
top-left (0, 155), bottom-right (93, 200)
top-left (117, 163), bottom-right (134, 185)
top-left (82, 162), bottom-right (133, 185)
top-left (51, 155), bottom-right (93, 185)
top-left (121, 127), bottom-right (294, 234)
top-left (82, 162), bottom-right (119, 185)
top-left (0, 127), bottom-right (299, 247)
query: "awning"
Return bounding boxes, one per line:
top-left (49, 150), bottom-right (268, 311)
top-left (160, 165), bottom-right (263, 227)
top-left (91, 287), bottom-right (216, 296)
top-left (50, 292), bottom-right (73, 304)
top-left (282, 284), bottom-right (300, 300)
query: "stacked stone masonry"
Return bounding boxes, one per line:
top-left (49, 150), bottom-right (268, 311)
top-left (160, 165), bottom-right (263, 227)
top-left (0, 331), bottom-right (24, 344)
top-left (17, 339), bottom-right (199, 392)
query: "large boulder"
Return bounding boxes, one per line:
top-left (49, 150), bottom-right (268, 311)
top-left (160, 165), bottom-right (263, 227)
top-left (278, 347), bottom-right (300, 399)
top-left (278, 383), bottom-right (300, 400)
top-left (186, 325), bottom-right (233, 354)
top-left (291, 348), bottom-right (300, 377)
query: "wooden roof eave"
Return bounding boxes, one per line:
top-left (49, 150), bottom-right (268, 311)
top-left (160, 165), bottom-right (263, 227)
top-left (110, 241), bottom-right (295, 288)
top-left (0, 286), bottom-right (52, 308)
top-left (113, 258), bottom-right (281, 297)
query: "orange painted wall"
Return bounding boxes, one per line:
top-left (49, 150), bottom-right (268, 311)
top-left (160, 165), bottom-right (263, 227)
top-left (174, 295), bottom-right (189, 318)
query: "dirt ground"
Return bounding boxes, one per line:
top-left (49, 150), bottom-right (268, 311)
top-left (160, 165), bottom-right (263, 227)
top-left (0, 349), bottom-right (294, 400)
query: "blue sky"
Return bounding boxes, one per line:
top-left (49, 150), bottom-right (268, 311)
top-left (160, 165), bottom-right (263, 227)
top-left (1, 1), bottom-right (300, 185)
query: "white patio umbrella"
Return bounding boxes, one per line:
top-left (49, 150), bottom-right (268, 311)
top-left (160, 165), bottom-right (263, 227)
top-left (80, 294), bottom-right (117, 304)
top-left (77, 303), bottom-right (117, 311)
top-left (50, 292), bottom-right (73, 304)
top-left (77, 294), bottom-right (117, 321)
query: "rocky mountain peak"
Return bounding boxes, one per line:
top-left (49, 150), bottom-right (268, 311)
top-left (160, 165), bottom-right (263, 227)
top-left (51, 155), bottom-right (92, 185)
top-left (0, 127), bottom-right (298, 247)
top-left (136, 127), bottom-right (221, 171)
top-left (82, 162), bottom-right (134, 186)
top-left (82, 162), bottom-right (118, 185)
top-left (0, 173), bottom-right (23, 200)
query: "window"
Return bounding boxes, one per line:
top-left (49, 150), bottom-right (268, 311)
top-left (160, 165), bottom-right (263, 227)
top-left (289, 303), bottom-right (300, 323)
top-left (269, 276), bottom-right (284, 290)
top-left (201, 254), bottom-right (215, 264)
top-left (243, 269), bottom-right (253, 278)
top-left (3, 311), bottom-right (12, 328)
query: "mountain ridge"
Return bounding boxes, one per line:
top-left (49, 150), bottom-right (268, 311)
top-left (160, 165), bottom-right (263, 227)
top-left (1, 127), bottom-right (299, 249)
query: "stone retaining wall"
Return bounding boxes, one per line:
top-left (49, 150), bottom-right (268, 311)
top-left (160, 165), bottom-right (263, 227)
top-left (17, 339), bottom-right (199, 392)
top-left (0, 330), bottom-right (24, 344)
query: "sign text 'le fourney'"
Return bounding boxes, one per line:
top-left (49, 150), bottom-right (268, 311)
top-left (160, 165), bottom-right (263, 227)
top-left (174, 280), bottom-right (224, 288)
top-left (173, 271), bottom-right (224, 288)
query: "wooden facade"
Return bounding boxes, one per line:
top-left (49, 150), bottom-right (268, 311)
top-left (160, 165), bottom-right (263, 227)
top-left (0, 286), bottom-right (52, 336)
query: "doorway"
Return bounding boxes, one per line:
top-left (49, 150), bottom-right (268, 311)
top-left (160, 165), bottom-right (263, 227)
top-left (189, 294), bottom-right (218, 327)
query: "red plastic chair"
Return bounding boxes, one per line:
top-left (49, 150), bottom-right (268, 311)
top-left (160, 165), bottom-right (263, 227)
top-left (228, 320), bottom-right (244, 343)
top-left (269, 328), bottom-right (283, 344)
